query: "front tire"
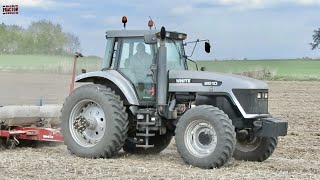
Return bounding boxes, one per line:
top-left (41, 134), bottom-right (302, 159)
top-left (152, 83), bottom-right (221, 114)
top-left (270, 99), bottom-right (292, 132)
top-left (61, 84), bottom-right (128, 158)
top-left (233, 136), bottom-right (278, 162)
top-left (175, 105), bottom-right (236, 169)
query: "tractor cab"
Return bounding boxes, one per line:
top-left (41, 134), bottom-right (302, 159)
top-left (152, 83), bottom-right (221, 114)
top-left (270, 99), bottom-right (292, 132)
top-left (103, 30), bottom-right (188, 101)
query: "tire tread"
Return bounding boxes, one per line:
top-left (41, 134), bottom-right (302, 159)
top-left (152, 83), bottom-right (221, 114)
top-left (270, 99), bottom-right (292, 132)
top-left (175, 105), bottom-right (236, 169)
top-left (61, 84), bottom-right (128, 158)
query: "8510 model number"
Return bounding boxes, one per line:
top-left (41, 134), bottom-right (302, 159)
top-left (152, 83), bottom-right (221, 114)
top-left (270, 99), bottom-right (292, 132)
top-left (203, 81), bottom-right (219, 86)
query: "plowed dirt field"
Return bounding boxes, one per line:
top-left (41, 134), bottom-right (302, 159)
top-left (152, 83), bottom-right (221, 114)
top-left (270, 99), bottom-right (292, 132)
top-left (0, 72), bottom-right (319, 179)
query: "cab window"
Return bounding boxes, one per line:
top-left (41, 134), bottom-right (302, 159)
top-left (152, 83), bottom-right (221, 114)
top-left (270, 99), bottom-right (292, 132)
top-left (118, 38), bottom-right (154, 100)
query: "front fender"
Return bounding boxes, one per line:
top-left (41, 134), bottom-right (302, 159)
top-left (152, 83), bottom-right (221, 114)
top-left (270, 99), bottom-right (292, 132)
top-left (75, 70), bottom-right (139, 105)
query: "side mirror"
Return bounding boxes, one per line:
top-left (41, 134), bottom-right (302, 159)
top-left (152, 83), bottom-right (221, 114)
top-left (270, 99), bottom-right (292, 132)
top-left (144, 34), bottom-right (157, 44)
top-left (75, 52), bottom-right (83, 58)
top-left (205, 42), bottom-right (211, 53)
top-left (200, 67), bottom-right (206, 71)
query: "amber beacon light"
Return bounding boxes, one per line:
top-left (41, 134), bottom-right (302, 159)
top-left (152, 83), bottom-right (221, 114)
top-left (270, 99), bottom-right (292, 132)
top-left (122, 16), bottom-right (127, 29)
top-left (148, 20), bottom-right (154, 29)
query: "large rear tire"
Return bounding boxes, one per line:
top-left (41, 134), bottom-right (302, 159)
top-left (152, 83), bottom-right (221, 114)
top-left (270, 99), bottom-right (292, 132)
top-left (123, 132), bottom-right (173, 154)
top-left (61, 84), bottom-right (128, 158)
top-left (233, 136), bottom-right (278, 162)
top-left (175, 105), bottom-right (236, 169)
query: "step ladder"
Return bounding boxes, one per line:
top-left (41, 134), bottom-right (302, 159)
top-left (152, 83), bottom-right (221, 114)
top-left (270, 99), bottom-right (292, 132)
top-left (135, 109), bottom-right (156, 148)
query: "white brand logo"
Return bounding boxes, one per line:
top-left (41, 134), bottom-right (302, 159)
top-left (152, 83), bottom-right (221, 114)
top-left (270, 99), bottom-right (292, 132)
top-left (176, 79), bottom-right (191, 83)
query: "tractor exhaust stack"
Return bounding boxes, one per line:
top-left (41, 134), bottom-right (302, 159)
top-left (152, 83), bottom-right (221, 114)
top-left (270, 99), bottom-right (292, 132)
top-left (157, 27), bottom-right (168, 113)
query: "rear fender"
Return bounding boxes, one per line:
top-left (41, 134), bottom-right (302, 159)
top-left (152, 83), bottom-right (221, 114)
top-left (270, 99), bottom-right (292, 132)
top-left (75, 70), bottom-right (139, 106)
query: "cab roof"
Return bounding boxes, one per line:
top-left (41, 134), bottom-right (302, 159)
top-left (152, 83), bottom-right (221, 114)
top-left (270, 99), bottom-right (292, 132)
top-left (106, 30), bottom-right (158, 38)
top-left (106, 30), bottom-right (186, 38)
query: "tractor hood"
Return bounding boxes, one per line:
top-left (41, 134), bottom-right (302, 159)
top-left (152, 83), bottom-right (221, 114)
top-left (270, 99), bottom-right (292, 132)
top-left (169, 70), bottom-right (270, 118)
top-left (168, 70), bottom-right (268, 93)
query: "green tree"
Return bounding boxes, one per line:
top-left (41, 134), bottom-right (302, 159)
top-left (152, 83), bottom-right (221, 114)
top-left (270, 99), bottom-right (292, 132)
top-left (64, 32), bottom-right (81, 54)
top-left (0, 20), bottom-right (81, 55)
top-left (0, 24), bottom-right (9, 53)
top-left (0, 23), bottom-right (23, 54)
top-left (27, 19), bottom-right (66, 54)
top-left (310, 28), bottom-right (320, 50)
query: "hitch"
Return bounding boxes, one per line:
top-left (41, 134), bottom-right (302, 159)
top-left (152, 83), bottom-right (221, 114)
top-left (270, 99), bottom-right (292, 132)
top-left (0, 126), bottom-right (63, 144)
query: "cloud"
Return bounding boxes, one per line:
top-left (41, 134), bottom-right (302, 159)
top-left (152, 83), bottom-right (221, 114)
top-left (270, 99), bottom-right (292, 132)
top-left (80, 14), bottom-right (96, 19)
top-left (104, 16), bottom-right (120, 25)
top-left (0, 0), bottom-right (81, 9)
top-left (295, 0), bottom-right (320, 5)
top-left (171, 5), bottom-right (194, 15)
top-left (0, 0), bottom-right (55, 8)
top-left (186, 0), bottom-right (320, 11)
top-left (190, 0), bottom-right (278, 11)
top-left (1, 14), bottom-right (35, 27)
top-left (218, 0), bottom-right (268, 7)
top-left (1, 0), bottom-right (319, 59)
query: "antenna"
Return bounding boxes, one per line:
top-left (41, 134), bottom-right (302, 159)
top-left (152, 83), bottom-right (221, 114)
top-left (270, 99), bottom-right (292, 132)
top-left (149, 16), bottom-right (156, 30)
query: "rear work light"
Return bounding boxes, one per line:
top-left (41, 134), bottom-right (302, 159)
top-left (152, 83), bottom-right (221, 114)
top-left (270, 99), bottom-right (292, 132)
top-left (156, 31), bottom-right (187, 40)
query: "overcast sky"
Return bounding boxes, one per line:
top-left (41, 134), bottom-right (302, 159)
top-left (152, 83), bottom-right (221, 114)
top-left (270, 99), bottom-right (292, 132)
top-left (1, 0), bottom-right (320, 60)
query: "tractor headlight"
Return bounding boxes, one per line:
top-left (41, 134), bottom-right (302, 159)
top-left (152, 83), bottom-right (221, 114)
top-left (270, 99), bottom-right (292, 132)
top-left (257, 92), bottom-right (262, 99)
top-left (264, 92), bottom-right (268, 99)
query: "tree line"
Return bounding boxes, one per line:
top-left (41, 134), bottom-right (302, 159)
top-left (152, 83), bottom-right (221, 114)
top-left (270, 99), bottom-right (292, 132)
top-left (0, 20), bottom-right (81, 55)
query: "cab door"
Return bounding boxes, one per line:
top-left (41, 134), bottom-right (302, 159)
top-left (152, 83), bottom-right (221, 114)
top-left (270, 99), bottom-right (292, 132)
top-left (116, 37), bottom-right (155, 101)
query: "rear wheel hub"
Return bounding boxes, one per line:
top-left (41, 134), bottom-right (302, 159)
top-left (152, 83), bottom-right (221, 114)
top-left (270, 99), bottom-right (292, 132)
top-left (74, 116), bottom-right (89, 133)
top-left (69, 100), bottom-right (107, 147)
